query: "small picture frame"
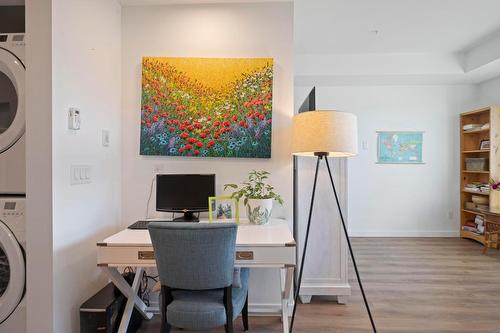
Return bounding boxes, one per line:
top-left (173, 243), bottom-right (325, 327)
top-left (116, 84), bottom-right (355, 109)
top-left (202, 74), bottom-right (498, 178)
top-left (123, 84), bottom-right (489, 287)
top-left (480, 140), bottom-right (490, 150)
top-left (208, 196), bottom-right (239, 223)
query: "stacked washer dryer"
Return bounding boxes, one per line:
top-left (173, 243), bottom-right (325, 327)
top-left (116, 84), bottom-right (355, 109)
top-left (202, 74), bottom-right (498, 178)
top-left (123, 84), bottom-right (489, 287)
top-left (0, 32), bottom-right (26, 333)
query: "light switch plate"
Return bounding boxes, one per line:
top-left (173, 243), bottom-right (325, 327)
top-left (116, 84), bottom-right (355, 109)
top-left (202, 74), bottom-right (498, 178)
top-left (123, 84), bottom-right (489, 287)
top-left (71, 165), bottom-right (91, 185)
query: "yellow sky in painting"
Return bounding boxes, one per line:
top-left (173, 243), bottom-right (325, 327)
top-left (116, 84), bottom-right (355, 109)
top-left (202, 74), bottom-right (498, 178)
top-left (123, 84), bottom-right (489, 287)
top-left (147, 57), bottom-right (273, 92)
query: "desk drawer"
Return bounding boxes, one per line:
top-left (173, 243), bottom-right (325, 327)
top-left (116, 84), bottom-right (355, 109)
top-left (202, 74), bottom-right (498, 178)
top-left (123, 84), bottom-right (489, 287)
top-left (235, 246), bottom-right (295, 266)
top-left (98, 246), bottom-right (157, 267)
top-left (98, 245), bottom-right (296, 268)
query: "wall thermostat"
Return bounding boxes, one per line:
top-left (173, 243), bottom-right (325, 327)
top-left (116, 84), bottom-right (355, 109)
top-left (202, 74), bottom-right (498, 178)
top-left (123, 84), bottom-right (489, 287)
top-left (68, 107), bottom-right (81, 130)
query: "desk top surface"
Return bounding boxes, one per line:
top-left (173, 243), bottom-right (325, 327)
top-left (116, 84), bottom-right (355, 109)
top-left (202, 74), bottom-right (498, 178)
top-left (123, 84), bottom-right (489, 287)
top-left (98, 219), bottom-right (295, 247)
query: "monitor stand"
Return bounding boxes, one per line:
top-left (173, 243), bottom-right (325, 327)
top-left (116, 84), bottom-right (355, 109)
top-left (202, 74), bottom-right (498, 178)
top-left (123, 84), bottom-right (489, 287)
top-left (172, 211), bottom-right (199, 222)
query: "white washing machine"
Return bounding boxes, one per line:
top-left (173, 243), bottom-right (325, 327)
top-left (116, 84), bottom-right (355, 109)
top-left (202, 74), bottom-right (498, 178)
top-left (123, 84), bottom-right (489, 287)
top-left (0, 33), bottom-right (25, 195)
top-left (0, 196), bottom-right (25, 333)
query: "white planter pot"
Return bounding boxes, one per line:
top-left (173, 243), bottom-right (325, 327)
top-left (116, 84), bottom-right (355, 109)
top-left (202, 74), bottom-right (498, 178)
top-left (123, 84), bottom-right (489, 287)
top-left (246, 198), bottom-right (273, 225)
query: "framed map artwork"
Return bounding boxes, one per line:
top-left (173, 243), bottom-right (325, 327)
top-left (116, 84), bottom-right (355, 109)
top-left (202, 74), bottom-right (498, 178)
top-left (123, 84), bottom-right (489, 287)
top-left (377, 131), bottom-right (424, 164)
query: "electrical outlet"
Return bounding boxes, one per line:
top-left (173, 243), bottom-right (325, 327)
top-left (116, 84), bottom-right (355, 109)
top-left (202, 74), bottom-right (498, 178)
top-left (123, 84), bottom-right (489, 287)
top-left (102, 130), bottom-right (110, 147)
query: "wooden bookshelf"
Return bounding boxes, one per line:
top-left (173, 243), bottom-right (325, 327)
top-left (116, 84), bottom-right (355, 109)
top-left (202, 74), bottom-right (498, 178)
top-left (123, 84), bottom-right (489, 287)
top-left (460, 107), bottom-right (500, 245)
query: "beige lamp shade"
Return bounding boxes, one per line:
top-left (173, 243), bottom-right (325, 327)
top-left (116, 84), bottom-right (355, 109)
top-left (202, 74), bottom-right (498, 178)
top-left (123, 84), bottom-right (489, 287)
top-left (291, 110), bottom-right (358, 157)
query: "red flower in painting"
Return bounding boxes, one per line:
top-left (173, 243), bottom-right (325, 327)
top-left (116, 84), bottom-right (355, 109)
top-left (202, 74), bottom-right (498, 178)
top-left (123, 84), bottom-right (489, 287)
top-left (223, 121), bottom-right (230, 127)
top-left (232, 115), bottom-right (238, 121)
top-left (199, 133), bottom-right (207, 139)
top-left (208, 140), bottom-right (215, 148)
top-left (169, 127), bottom-right (175, 133)
top-left (180, 132), bottom-right (189, 139)
top-left (195, 123), bottom-right (202, 129)
top-left (214, 121), bottom-right (221, 127)
top-left (185, 144), bottom-right (193, 150)
top-left (196, 142), bottom-right (203, 148)
top-left (172, 119), bottom-right (179, 125)
top-left (187, 138), bottom-right (197, 144)
top-left (267, 119), bottom-right (272, 124)
top-left (194, 150), bottom-right (200, 156)
top-left (239, 120), bottom-right (246, 127)
top-left (259, 115), bottom-right (265, 120)
top-left (187, 125), bottom-right (194, 131)
top-left (146, 123), bottom-right (152, 128)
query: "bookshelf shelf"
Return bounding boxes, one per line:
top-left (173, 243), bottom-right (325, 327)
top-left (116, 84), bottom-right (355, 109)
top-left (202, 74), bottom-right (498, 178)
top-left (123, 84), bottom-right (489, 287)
top-left (462, 170), bottom-right (489, 174)
top-left (460, 230), bottom-right (485, 243)
top-left (462, 209), bottom-right (485, 215)
top-left (462, 190), bottom-right (489, 196)
top-left (463, 150), bottom-right (490, 153)
top-left (460, 106), bottom-right (500, 246)
top-left (462, 128), bottom-right (490, 134)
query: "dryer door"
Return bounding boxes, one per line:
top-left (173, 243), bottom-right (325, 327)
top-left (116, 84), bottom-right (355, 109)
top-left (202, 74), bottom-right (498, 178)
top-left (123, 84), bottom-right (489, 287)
top-left (0, 48), bottom-right (24, 154)
top-left (0, 221), bottom-right (24, 324)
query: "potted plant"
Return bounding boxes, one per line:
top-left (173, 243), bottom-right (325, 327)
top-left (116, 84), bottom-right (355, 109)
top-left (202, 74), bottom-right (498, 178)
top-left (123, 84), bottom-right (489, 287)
top-left (224, 170), bottom-right (284, 225)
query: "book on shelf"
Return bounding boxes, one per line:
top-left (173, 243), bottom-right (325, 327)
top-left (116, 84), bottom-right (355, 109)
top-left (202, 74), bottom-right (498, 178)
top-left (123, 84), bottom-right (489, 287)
top-left (462, 225), bottom-right (484, 235)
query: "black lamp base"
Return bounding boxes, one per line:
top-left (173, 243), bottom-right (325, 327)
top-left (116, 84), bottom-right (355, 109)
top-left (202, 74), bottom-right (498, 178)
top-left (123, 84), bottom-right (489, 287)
top-left (289, 155), bottom-right (377, 333)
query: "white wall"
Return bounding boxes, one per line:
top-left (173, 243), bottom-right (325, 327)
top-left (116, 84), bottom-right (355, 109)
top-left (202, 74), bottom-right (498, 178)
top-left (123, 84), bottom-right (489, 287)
top-left (25, 0), bottom-right (53, 332)
top-left (121, 3), bottom-right (293, 313)
top-left (479, 76), bottom-right (500, 106)
top-left (51, 0), bottom-right (122, 332)
top-left (311, 85), bottom-right (478, 237)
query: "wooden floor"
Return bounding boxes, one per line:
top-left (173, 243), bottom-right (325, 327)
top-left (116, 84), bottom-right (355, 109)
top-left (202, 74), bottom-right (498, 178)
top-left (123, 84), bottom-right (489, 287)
top-left (138, 238), bottom-right (500, 333)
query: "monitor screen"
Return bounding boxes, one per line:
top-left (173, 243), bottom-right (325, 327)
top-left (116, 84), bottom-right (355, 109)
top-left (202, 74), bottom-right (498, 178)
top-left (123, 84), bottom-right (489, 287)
top-left (156, 174), bottom-right (215, 212)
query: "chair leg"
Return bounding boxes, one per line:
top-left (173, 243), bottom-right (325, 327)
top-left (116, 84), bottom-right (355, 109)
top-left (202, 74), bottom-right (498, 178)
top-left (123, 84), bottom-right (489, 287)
top-left (161, 286), bottom-right (172, 333)
top-left (223, 287), bottom-right (234, 333)
top-left (242, 293), bottom-right (249, 331)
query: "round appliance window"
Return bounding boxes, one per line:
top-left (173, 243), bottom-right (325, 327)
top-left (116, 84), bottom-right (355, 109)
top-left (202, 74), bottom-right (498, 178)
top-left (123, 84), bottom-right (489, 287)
top-left (0, 246), bottom-right (8, 297)
top-left (0, 71), bottom-right (18, 135)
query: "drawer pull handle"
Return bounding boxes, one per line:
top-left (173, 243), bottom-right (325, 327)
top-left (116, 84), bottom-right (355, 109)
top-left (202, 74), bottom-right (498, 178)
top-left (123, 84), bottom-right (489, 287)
top-left (236, 251), bottom-right (254, 260)
top-left (138, 251), bottom-right (155, 260)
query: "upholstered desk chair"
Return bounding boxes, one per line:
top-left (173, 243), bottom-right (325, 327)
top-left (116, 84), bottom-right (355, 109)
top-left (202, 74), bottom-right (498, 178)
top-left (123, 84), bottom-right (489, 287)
top-left (148, 222), bottom-right (249, 333)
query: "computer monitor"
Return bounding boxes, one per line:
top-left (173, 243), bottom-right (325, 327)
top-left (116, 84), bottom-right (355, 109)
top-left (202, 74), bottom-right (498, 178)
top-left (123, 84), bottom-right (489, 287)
top-left (156, 174), bottom-right (215, 222)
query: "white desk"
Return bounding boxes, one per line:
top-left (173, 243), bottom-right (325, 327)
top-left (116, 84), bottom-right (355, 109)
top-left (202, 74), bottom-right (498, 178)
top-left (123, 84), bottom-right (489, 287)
top-left (97, 219), bottom-right (296, 333)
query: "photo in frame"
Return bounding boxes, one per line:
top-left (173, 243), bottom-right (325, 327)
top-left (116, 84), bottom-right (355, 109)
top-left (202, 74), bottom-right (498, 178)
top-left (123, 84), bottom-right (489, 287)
top-left (480, 139), bottom-right (490, 150)
top-left (208, 196), bottom-right (240, 223)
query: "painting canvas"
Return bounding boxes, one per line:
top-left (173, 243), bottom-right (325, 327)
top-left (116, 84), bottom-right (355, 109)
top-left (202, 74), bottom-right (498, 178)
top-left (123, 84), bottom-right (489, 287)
top-left (140, 57), bottom-right (274, 158)
top-left (377, 131), bottom-right (423, 164)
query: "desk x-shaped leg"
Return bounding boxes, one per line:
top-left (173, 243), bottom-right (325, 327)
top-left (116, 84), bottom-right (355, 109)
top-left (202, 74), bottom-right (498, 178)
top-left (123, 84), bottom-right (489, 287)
top-left (102, 267), bottom-right (154, 332)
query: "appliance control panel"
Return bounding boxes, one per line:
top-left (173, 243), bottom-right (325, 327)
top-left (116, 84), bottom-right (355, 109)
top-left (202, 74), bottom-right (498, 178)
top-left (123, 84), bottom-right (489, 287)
top-left (0, 199), bottom-right (25, 219)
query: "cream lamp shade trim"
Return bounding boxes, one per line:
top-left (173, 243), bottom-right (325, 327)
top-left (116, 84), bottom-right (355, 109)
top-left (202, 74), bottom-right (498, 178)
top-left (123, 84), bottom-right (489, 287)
top-left (291, 110), bottom-right (358, 157)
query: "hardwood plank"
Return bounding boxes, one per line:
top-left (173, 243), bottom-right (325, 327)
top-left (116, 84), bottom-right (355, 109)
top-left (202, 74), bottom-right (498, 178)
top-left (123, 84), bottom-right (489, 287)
top-left (138, 238), bottom-right (500, 333)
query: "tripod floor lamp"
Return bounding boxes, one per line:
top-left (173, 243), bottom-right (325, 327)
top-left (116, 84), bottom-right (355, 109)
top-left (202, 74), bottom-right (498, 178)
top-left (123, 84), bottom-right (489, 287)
top-left (289, 110), bottom-right (377, 333)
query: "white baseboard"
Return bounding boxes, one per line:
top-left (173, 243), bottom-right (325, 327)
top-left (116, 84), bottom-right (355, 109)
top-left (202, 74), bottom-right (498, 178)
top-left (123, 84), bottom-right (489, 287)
top-left (349, 230), bottom-right (460, 237)
top-left (148, 301), bottom-right (292, 316)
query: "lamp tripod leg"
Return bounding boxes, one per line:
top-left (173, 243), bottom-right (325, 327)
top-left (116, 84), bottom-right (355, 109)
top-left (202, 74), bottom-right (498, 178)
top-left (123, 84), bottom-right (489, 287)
top-left (289, 155), bottom-right (321, 333)
top-left (324, 157), bottom-right (377, 333)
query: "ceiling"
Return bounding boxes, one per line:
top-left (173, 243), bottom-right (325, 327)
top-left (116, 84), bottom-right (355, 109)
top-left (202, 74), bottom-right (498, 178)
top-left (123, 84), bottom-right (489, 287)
top-left (120, 0), bottom-right (291, 6)
top-left (295, 0), bottom-right (500, 55)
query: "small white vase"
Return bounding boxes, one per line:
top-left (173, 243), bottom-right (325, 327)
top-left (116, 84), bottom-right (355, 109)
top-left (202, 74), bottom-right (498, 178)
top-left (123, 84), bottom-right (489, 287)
top-left (246, 198), bottom-right (273, 225)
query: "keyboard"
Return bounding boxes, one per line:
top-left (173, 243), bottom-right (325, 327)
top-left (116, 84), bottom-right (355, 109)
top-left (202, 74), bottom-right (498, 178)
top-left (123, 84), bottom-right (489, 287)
top-left (128, 220), bottom-right (173, 230)
top-left (128, 220), bottom-right (151, 230)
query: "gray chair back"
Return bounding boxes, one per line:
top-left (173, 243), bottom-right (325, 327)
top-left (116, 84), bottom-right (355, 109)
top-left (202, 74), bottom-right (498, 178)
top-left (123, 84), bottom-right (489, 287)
top-left (148, 222), bottom-right (237, 290)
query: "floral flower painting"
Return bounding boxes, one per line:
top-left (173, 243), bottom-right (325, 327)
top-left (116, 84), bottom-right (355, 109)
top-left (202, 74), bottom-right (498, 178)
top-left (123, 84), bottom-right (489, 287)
top-left (140, 57), bottom-right (274, 158)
